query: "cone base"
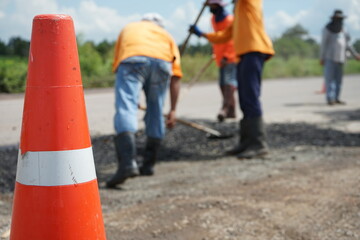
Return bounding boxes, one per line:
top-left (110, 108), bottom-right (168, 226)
top-left (10, 180), bottom-right (106, 240)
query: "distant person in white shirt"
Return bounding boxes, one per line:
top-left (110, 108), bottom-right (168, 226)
top-left (320, 9), bottom-right (360, 106)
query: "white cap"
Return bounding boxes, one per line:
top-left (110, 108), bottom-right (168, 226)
top-left (141, 13), bottom-right (165, 28)
top-left (207, 0), bottom-right (226, 7)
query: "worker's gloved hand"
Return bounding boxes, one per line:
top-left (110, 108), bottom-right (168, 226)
top-left (189, 25), bottom-right (203, 37)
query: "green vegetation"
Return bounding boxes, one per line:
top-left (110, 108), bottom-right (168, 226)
top-left (1, 24), bottom-right (360, 93)
top-left (77, 40), bottom-right (114, 88)
top-left (0, 57), bottom-right (27, 93)
top-left (181, 54), bottom-right (217, 82)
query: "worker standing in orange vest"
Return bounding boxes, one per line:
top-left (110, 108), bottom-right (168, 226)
top-left (190, 0), bottom-right (275, 159)
top-left (207, 0), bottom-right (237, 122)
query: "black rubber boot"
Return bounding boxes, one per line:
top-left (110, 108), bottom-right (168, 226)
top-left (106, 132), bottom-right (139, 188)
top-left (139, 137), bottom-right (162, 176)
top-left (226, 119), bottom-right (249, 155)
top-left (237, 117), bottom-right (269, 159)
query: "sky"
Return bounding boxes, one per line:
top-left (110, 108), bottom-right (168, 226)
top-left (0, 0), bottom-right (360, 45)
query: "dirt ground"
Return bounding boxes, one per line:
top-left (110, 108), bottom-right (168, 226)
top-left (1, 118), bottom-right (360, 239)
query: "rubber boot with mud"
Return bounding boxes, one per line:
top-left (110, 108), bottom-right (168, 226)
top-left (226, 119), bottom-right (250, 155)
top-left (106, 132), bottom-right (139, 188)
top-left (237, 117), bottom-right (269, 159)
top-left (139, 137), bottom-right (162, 176)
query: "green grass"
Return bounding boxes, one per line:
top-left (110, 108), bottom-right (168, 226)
top-left (264, 57), bottom-right (360, 79)
top-left (1, 55), bottom-right (360, 93)
top-left (180, 54), bottom-right (218, 83)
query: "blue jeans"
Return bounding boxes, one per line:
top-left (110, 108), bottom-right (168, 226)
top-left (237, 52), bottom-right (268, 118)
top-left (324, 59), bottom-right (343, 102)
top-left (114, 56), bottom-right (172, 139)
top-left (219, 63), bottom-right (237, 87)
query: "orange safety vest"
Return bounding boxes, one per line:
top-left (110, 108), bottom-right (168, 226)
top-left (211, 15), bottom-right (237, 66)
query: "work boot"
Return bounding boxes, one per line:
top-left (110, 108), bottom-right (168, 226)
top-left (335, 99), bottom-right (346, 105)
top-left (217, 85), bottom-right (226, 122)
top-left (106, 132), bottom-right (139, 188)
top-left (225, 85), bottom-right (237, 119)
top-left (139, 137), bottom-right (162, 176)
top-left (226, 119), bottom-right (250, 155)
top-left (237, 117), bottom-right (269, 159)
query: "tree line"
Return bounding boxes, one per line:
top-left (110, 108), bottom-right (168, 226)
top-left (2, 24), bottom-right (360, 62)
top-left (1, 24), bottom-right (360, 93)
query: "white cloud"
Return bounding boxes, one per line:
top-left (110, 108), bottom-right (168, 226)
top-left (0, 0), bottom-right (64, 41)
top-left (265, 10), bottom-right (310, 39)
top-left (72, 0), bottom-right (140, 42)
top-left (0, 0), bottom-right (201, 44)
top-left (264, 0), bottom-right (360, 42)
top-left (1, 0), bottom-right (359, 45)
top-left (346, 0), bottom-right (360, 31)
top-left (166, 1), bottom-right (211, 45)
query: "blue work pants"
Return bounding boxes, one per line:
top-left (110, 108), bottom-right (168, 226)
top-left (324, 59), bottom-right (343, 102)
top-left (114, 56), bottom-right (172, 139)
top-left (219, 63), bottom-right (237, 87)
top-left (236, 52), bottom-right (268, 118)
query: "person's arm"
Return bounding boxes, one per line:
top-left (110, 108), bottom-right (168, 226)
top-left (345, 33), bottom-right (360, 61)
top-left (204, 24), bottom-right (233, 44)
top-left (189, 24), bottom-right (233, 44)
top-left (166, 76), bottom-right (181, 129)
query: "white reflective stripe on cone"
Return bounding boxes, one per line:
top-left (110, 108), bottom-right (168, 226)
top-left (16, 147), bottom-right (97, 186)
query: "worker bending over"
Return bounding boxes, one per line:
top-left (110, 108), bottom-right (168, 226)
top-left (107, 13), bottom-right (182, 188)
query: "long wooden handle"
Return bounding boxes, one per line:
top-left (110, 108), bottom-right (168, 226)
top-left (175, 118), bottom-right (222, 137)
top-left (180, 0), bottom-right (209, 55)
top-left (138, 105), bottom-right (221, 137)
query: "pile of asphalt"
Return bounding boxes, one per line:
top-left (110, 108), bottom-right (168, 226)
top-left (1, 120), bottom-right (359, 193)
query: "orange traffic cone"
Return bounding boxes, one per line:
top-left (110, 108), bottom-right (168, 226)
top-left (10, 14), bottom-right (106, 240)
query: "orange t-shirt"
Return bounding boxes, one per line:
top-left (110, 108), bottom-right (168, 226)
top-left (205, 0), bottom-right (274, 60)
top-left (211, 15), bottom-right (237, 66)
top-left (112, 21), bottom-right (182, 78)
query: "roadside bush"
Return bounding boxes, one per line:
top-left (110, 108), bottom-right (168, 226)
top-left (1, 52), bottom-right (359, 93)
top-left (264, 57), bottom-right (322, 79)
top-left (78, 41), bottom-right (114, 88)
top-left (345, 59), bottom-right (360, 74)
top-left (0, 57), bottom-right (27, 93)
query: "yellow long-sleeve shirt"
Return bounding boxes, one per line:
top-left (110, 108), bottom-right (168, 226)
top-left (205, 0), bottom-right (274, 60)
top-left (112, 21), bottom-right (182, 78)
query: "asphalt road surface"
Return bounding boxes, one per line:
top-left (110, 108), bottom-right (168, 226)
top-left (1, 75), bottom-right (360, 240)
top-left (1, 75), bottom-right (359, 147)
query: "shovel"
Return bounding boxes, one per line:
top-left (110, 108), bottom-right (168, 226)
top-left (138, 105), bottom-right (233, 139)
